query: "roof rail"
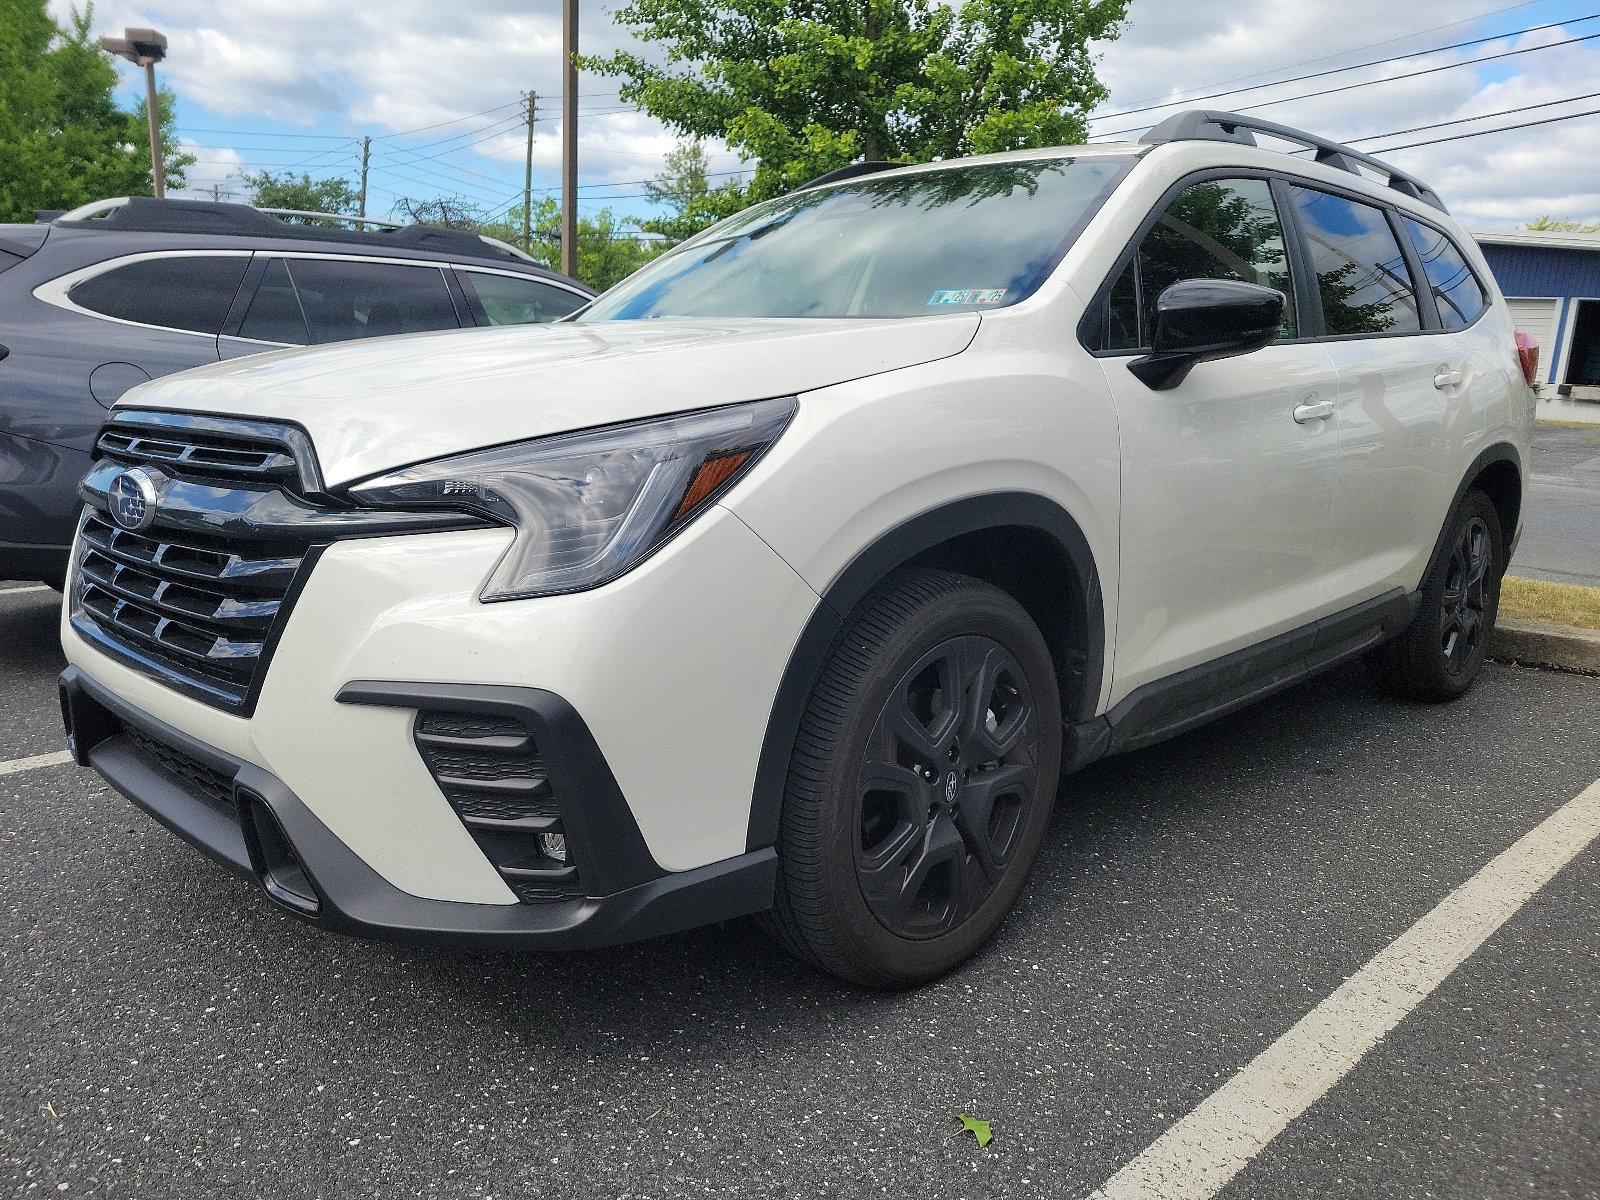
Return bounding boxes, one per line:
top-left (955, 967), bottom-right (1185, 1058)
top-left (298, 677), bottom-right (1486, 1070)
top-left (1139, 110), bottom-right (1448, 213)
top-left (797, 161), bottom-right (901, 191)
top-left (257, 207), bottom-right (404, 229)
top-left (47, 196), bottom-right (546, 266)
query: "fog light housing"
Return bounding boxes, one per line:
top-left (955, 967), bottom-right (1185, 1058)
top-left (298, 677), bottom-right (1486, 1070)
top-left (541, 831), bottom-right (568, 863)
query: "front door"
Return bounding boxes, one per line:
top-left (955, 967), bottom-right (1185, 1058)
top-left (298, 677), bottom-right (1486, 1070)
top-left (1092, 175), bottom-right (1346, 704)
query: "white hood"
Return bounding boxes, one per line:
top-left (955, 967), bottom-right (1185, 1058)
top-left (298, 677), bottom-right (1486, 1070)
top-left (117, 315), bottom-right (980, 486)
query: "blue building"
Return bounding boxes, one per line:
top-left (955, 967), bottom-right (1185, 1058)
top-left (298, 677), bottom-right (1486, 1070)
top-left (1473, 229), bottom-right (1600, 408)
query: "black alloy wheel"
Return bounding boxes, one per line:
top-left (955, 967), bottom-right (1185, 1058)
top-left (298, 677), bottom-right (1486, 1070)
top-left (1440, 514), bottom-right (1491, 677)
top-left (761, 568), bottom-right (1063, 989)
top-left (1366, 487), bottom-right (1503, 702)
top-left (855, 635), bottom-right (1039, 940)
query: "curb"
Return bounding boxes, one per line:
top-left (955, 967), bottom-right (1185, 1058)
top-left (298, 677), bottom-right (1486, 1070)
top-left (1490, 616), bottom-right (1600, 675)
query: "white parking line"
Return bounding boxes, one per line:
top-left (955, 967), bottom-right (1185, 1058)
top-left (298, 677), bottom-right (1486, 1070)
top-left (0, 584), bottom-right (51, 597)
top-left (0, 750), bottom-right (73, 777)
top-left (1087, 776), bottom-right (1600, 1200)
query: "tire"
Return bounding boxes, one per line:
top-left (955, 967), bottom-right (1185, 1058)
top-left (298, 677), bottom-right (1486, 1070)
top-left (1366, 489), bottom-right (1504, 702)
top-left (759, 568), bottom-right (1063, 989)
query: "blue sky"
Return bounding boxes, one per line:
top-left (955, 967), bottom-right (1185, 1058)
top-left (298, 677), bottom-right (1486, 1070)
top-left (57, 0), bottom-right (1600, 230)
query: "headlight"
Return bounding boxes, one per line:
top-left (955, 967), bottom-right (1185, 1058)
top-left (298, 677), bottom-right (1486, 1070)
top-left (349, 396), bottom-right (796, 601)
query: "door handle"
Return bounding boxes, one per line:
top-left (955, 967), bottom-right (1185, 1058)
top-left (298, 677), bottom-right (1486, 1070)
top-left (1433, 365), bottom-right (1464, 390)
top-left (1292, 399), bottom-right (1335, 423)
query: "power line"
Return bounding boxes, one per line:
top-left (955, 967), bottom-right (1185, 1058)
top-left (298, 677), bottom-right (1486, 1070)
top-left (1091, 1), bottom-right (1544, 118)
top-left (1364, 103), bottom-right (1600, 153)
top-left (1094, 28), bottom-right (1600, 140)
top-left (1093, 12), bottom-right (1598, 124)
top-left (1334, 90), bottom-right (1600, 146)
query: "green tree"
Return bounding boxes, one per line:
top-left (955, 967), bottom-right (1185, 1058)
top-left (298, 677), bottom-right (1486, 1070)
top-left (0, 1), bottom-right (190, 221)
top-left (582, 0), bottom-right (1128, 205)
top-left (643, 140), bottom-right (715, 241)
top-left (1524, 215), bottom-right (1600, 233)
top-left (245, 170), bottom-right (359, 220)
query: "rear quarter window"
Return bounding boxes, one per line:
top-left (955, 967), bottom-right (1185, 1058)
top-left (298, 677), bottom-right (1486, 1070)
top-left (1401, 218), bottom-right (1488, 331)
top-left (68, 255), bottom-right (249, 335)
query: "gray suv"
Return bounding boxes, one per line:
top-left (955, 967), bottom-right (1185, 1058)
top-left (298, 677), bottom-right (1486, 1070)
top-left (0, 197), bottom-right (593, 585)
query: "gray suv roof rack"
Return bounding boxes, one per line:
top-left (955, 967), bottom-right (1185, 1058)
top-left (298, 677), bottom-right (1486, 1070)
top-left (50, 196), bottom-right (542, 265)
top-left (1139, 110), bottom-right (1447, 213)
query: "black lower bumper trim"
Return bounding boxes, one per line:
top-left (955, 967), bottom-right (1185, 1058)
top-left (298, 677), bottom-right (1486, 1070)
top-left (59, 666), bottom-right (777, 949)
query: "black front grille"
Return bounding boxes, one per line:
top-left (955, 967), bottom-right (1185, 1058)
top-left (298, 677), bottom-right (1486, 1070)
top-left (414, 708), bottom-right (581, 903)
top-left (72, 411), bottom-right (484, 714)
top-left (73, 510), bottom-right (308, 711)
top-left (122, 722), bottom-right (236, 813)
top-left (97, 427), bottom-right (299, 483)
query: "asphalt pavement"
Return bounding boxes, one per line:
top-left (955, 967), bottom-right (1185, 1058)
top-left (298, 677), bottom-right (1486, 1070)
top-left (2, 580), bottom-right (1597, 1199)
top-left (1511, 422), bottom-right (1600, 587)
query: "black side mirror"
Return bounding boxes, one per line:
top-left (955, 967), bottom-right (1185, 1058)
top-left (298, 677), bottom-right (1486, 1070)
top-left (1129, 279), bottom-right (1285, 390)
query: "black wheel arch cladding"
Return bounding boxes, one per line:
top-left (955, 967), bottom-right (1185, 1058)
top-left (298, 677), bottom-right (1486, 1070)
top-left (747, 491), bottom-right (1104, 853)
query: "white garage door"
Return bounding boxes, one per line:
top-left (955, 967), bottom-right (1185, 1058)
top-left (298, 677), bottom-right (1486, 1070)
top-left (1506, 297), bottom-right (1560, 380)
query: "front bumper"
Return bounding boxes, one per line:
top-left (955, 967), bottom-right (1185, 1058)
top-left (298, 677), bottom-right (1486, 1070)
top-left (60, 666), bottom-right (777, 949)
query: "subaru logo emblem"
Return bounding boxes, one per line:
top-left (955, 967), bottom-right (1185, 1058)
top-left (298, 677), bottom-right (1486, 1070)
top-left (108, 467), bottom-right (159, 532)
top-left (945, 771), bottom-right (960, 804)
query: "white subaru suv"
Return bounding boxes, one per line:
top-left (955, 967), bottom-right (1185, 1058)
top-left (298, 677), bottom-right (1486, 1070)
top-left (60, 111), bottom-right (1535, 988)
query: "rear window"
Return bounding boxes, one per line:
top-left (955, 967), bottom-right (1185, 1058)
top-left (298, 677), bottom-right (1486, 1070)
top-left (69, 255), bottom-right (249, 335)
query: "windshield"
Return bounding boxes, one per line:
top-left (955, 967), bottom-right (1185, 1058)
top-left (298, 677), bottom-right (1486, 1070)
top-left (581, 156), bottom-right (1133, 321)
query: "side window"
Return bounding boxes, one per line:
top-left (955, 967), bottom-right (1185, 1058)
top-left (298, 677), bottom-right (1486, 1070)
top-left (237, 258), bottom-right (309, 345)
top-left (1137, 177), bottom-right (1297, 341)
top-left (462, 272), bottom-right (586, 324)
top-left (1104, 262), bottom-right (1139, 351)
top-left (68, 255), bottom-right (248, 335)
top-left (1289, 187), bottom-right (1421, 336)
top-left (282, 259), bottom-right (459, 344)
top-left (1401, 217), bottom-right (1487, 332)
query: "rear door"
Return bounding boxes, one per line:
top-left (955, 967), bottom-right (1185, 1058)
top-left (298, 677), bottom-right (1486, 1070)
top-left (1090, 174), bottom-right (1345, 703)
top-left (1285, 186), bottom-right (1457, 604)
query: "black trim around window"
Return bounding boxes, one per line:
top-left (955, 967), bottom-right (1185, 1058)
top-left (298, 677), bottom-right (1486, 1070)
top-left (1077, 164), bottom-right (1484, 358)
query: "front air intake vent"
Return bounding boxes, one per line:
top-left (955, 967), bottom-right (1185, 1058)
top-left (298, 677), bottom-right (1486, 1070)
top-left (413, 708), bottom-right (581, 903)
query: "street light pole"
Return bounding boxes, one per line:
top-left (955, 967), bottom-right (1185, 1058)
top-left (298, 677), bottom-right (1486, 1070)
top-left (99, 27), bottom-right (169, 200)
top-left (142, 58), bottom-right (164, 198)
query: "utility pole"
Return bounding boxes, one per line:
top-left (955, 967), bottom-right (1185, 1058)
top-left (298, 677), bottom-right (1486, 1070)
top-left (358, 135), bottom-right (371, 219)
top-left (210, 183), bottom-right (220, 202)
top-left (561, 0), bottom-right (578, 278)
top-left (522, 92), bottom-right (536, 253)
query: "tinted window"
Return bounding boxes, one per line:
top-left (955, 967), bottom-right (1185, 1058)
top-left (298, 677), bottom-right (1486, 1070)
top-left (69, 255), bottom-right (248, 335)
top-left (1104, 262), bottom-right (1139, 351)
top-left (464, 272), bottom-right (585, 324)
top-left (1136, 178), bottom-right (1296, 342)
top-left (1290, 187), bottom-right (1421, 336)
top-left (238, 258), bottom-right (309, 344)
top-left (1401, 217), bottom-right (1487, 331)
top-left (583, 156), bottom-right (1132, 320)
top-left (283, 259), bottom-right (458, 344)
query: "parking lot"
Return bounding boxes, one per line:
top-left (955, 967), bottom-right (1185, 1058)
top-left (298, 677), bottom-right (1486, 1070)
top-left (3, 577), bottom-right (1597, 1199)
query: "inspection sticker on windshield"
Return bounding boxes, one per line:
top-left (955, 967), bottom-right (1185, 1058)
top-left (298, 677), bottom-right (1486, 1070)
top-left (927, 288), bottom-right (1008, 306)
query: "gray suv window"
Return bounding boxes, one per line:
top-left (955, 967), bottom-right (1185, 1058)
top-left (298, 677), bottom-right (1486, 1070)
top-left (238, 258), bottom-right (309, 344)
top-left (462, 271), bottom-right (585, 324)
top-left (282, 259), bottom-right (458, 344)
top-left (69, 255), bottom-right (249, 335)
